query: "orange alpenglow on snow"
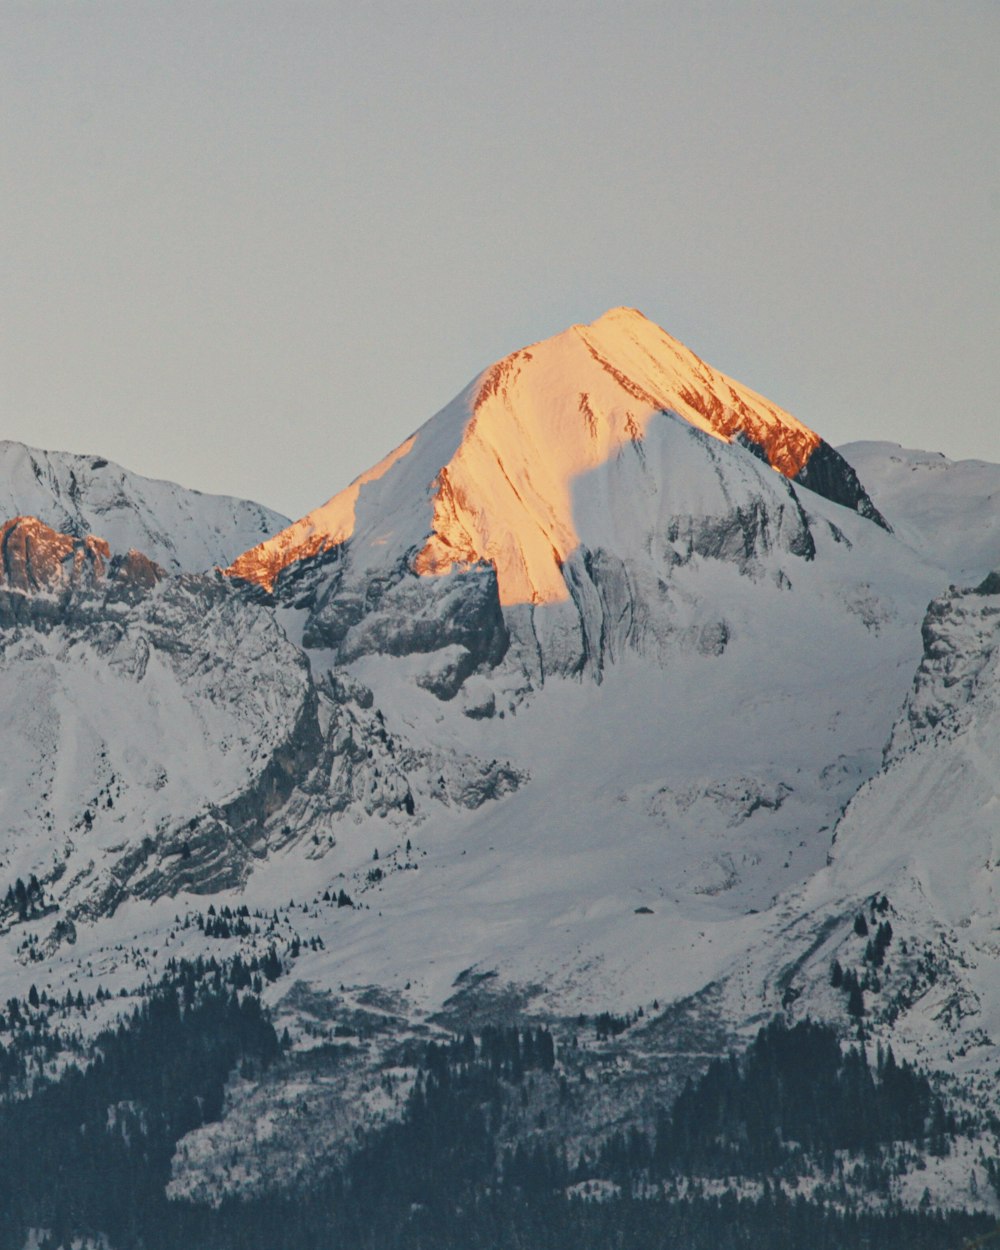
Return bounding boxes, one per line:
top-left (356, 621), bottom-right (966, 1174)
top-left (225, 437), bottom-right (418, 591)
top-left (225, 308), bottom-right (822, 604)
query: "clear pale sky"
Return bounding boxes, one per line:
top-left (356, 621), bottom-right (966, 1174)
top-left (2, 2), bottom-right (997, 520)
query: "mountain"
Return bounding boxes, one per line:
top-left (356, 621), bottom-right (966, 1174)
top-left (794, 568), bottom-right (1000, 1060)
top-left (0, 310), bottom-right (998, 1245)
top-left (0, 440), bottom-right (289, 573)
top-left (226, 308), bottom-right (888, 687)
top-left (228, 308), bottom-right (886, 602)
top-left (840, 439), bottom-right (1000, 584)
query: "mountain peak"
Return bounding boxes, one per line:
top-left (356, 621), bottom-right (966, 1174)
top-left (227, 311), bottom-right (879, 602)
top-left (585, 304), bottom-right (650, 327)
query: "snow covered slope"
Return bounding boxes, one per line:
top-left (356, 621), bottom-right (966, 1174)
top-left (0, 543), bottom-right (321, 921)
top-left (840, 440), bottom-right (1000, 584)
top-left (0, 441), bottom-right (289, 573)
top-left (668, 568), bottom-right (1000, 1133)
top-left (824, 571), bottom-right (1000, 1062)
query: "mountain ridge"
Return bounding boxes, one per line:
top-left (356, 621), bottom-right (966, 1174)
top-left (0, 439), bottom-right (289, 574)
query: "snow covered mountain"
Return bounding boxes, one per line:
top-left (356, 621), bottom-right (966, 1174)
top-left (0, 440), bottom-right (289, 573)
top-left (840, 440), bottom-right (1000, 584)
top-left (0, 309), bottom-right (941, 992)
top-left (226, 308), bottom-right (887, 687)
top-left (2, 309), bottom-right (999, 1239)
top-left (228, 307), bottom-right (884, 596)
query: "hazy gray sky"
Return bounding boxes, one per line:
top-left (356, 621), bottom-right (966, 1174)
top-left (2, 2), bottom-right (997, 520)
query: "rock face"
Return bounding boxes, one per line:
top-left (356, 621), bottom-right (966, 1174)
top-left (887, 576), bottom-right (1000, 756)
top-left (0, 515), bottom-right (165, 594)
top-left (0, 516), bottom-right (111, 592)
top-left (0, 516), bottom-right (167, 630)
top-left (791, 440), bottom-right (888, 531)
top-left (304, 561), bottom-right (511, 698)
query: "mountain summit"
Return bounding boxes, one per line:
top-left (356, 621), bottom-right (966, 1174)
top-left (226, 308), bottom-right (884, 603)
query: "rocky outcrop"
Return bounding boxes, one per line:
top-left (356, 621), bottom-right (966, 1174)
top-left (305, 561), bottom-right (509, 698)
top-left (885, 579), bottom-right (1000, 757)
top-left (0, 517), bottom-right (166, 629)
top-left (793, 440), bottom-right (889, 531)
top-left (0, 516), bottom-right (110, 593)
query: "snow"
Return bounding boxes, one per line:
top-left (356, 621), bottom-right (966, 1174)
top-left (227, 308), bottom-right (822, 605)
top-left (0, 440), bottom-right (289, 574)
top-left (839, 440), bottom-right (1000, 584)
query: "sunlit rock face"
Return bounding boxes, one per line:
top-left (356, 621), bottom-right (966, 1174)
top-left (0, 516), bottom-right (170, 598)
top-left (226, 308), bottom-right (885, 682)
top-left (0, 516), bottom-right (111, 593)
top-left (0, 515), bottom-right (170, 629)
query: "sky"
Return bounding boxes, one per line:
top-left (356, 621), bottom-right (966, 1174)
top-left (2, 2), bottom-right (997, 522)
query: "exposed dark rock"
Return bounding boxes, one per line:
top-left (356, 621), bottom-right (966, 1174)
top-left (464, 692), bottom-right (496, 720)
top-left (668, 488), bottom-right (816, 569)
top-left (110, 549), bottom-right (164, 591)
top-left (793, 439), bottom-right (890, 530)
top-left (326, 671), bottom-right (375, 709)
top-left (975, 571), bottom-right (1000, 595)
top-left (733, 429), bottom-right (771, 464)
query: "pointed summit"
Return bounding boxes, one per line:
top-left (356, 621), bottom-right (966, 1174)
top-left (226, 310), bottom-right (884, 602)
